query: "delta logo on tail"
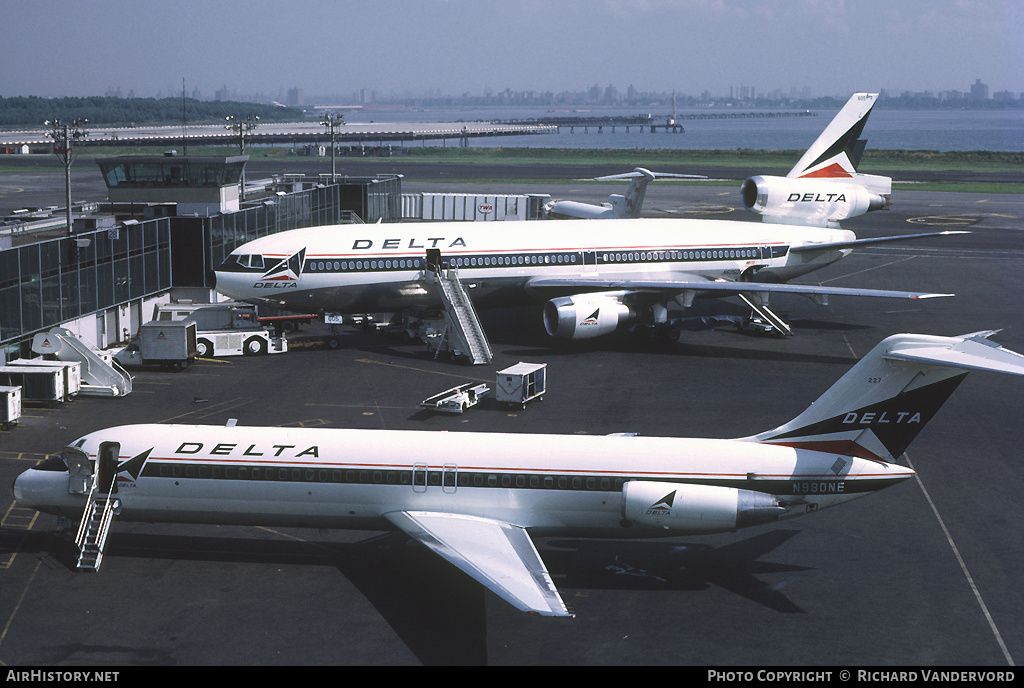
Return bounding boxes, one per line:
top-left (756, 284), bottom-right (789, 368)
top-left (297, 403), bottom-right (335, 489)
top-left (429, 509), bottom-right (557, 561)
top-left (798, 162), bottom-right (855, 179)
top-left (794, 97), bottom-right (873, 179)
top-left (759, 374), bottom-right (967, 462)
top-left (644, 491), bottom-right (676, 517)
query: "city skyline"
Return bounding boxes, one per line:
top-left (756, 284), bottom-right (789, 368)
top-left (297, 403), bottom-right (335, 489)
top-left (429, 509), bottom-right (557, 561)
top-left (91, 76), bottom-right (1015, 110)
top-left (1, 1), bottom-right (1020, 103)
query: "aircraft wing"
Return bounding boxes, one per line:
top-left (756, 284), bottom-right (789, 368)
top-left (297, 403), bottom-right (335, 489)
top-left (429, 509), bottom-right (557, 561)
top-left (789, 230), bottom-right (969, 253)
top-left (384, 511), bottom-right (573, 617)
top-left (527, 276), bottom-right (952, 301)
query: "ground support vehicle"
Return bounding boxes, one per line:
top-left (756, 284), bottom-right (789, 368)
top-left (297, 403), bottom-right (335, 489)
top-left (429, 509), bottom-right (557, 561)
top-left (420, 383), bottom-right (490, 414)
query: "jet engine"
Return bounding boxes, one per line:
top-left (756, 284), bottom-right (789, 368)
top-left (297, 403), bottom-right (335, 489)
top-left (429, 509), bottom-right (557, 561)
top-left (741, 175), bottom-right (889, 226)
top-left (543, 293), bottom-right (637, 340)
top-left (622, 480), bottom-right (784, 533)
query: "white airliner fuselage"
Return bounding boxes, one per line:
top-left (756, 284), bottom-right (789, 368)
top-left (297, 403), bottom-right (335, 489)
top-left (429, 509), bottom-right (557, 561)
top-left (214, 218), bottom-right (855, 315)
top-left (14, 331), bottom-right (1024, 616)
top-left (14, 424), bottom-right (903, 535)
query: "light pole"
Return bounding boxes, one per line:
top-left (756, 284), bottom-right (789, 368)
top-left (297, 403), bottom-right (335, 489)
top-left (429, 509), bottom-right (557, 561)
top-left (225, 114), bottom-right (258, 199)
top-left (45, 118), bottom-right (88, 232)
top-left (319, 112), bottom-right (345, 183)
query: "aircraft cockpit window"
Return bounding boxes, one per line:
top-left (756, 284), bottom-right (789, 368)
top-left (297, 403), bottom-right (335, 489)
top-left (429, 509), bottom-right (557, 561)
top-left (37, 455), bottom-right (70, 471)
top-left (234, 254), bottom-right (265, 269)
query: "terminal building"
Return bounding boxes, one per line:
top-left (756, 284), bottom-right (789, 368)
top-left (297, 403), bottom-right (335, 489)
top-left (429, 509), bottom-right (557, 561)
top-left (0, 153), bottom-right (548, 362)
top-left (0, 154), bottom-right (403, 361)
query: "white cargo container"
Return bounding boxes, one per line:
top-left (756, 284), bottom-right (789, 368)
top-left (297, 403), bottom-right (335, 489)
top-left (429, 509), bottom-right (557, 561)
top-left (8, 359), bottom-right (82, 399)
top-left (0, 385), bottom-right (21, 429)
top-left (495, 362), bottom-right (547, 409)
top-left (0, 366), bottom-right (67, 405)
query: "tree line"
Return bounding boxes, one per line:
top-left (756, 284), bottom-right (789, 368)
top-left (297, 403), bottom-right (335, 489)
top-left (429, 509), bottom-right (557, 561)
top-left (0, 96), bottom-right (305, 127)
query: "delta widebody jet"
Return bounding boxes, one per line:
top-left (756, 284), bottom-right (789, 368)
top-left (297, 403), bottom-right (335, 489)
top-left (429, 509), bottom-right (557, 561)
top-left (214, 216), bottom-right (957, 343)
top-left (213, 93), bottom-right (960, 343)
top-left (13, 330), bottom-right (1024, 616)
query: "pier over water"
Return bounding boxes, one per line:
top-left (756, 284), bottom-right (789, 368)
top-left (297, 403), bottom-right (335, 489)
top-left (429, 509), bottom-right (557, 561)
top-left (492, 110), bottom-right (818, 134)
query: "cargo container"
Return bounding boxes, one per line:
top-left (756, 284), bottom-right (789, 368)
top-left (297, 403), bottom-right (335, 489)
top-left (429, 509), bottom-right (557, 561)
top-left (0, 385), bottom-right (21, 429)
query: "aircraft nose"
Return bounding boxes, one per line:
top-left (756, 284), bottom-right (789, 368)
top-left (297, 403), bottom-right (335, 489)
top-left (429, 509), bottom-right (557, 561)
top-left (12, 471), bottom-right (27, 503)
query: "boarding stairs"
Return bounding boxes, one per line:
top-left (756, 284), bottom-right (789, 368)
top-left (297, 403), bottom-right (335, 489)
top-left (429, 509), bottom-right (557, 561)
top-left (737, 293), bottom-right (794, 337)
top-left (429, 265), bottom-right (493, 365)
top-left (31, 327), bottom-right (133, 396)
top-left (74, 484), bottom-right (118, 571)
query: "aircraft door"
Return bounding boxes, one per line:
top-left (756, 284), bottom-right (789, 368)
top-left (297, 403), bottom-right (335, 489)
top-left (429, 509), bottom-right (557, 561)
top-left (411, 464), bottom-right (458, 494)
top-left (442, 464), bottom-right (458, 494)
top-left (577, 248), bottom-right (597, 274)
top-left (413, 464), bottom-right (428, 493)
top-left (97, 442), bottom-right (120, 495)
top-left (65, 446), bottom-right (93, 495)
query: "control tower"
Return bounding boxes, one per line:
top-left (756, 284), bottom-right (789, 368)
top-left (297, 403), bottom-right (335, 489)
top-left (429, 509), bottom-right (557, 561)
top-left (96, 154), bottom-right (248, 215)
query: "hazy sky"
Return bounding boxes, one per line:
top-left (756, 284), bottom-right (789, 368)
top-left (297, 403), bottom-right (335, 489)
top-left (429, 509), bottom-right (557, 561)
top-left (2, 0), bottom-right (1020, 100)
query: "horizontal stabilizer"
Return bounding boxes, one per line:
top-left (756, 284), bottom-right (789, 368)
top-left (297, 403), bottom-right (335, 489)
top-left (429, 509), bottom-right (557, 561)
top-left (385, 511), bottom-right (572, 617)
top-left (883, 330), bottom-right (1024, 376)
top-left (789, 230), bottom-right (969, 253)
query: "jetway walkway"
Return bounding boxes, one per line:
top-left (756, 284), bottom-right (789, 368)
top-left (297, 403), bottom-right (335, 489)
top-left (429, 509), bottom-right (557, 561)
top-left (31, 328), bottom-right (133, 396)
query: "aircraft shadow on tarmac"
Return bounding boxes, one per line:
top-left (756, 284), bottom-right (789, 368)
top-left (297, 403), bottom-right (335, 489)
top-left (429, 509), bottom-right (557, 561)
top-left (3, 526), bottom-right (809, 666)
top-left (349, 314), bottom-right (865, 369)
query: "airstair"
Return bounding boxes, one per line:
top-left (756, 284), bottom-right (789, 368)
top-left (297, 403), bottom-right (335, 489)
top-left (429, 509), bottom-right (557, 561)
top-left (74, 485), bottom-right (118, 571)
top-left (737, 294), bottom-right (794, 337)
top-left (427, 260), bottom-right (492, 365)
top-left (31, 327), bottom-right (133, 396)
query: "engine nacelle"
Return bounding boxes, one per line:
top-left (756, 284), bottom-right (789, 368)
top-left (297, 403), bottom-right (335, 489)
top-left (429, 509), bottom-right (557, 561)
top-left (741, 175), bottom-right (889, 225)
top-left (543, 293), bottom-right (636, 340)
top-left (622, 480), bottom-right (783, 534)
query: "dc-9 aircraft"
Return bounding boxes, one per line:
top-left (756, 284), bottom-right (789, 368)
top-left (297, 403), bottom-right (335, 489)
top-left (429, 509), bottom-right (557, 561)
top-left (542, 167), bottom-right (706, 220)
top-left (213, 93), bottom-right (960, 344)
top-left (13, 331), bottom-right (1024, 616)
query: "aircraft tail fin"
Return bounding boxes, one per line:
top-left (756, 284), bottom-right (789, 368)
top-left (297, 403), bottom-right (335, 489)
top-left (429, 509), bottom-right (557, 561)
top-left (746, 331), bottom-right (1024, 462)
top-left (594, 168), bottom-right (705, 218)
top-left (787, 93), bottom-right (878, 180)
